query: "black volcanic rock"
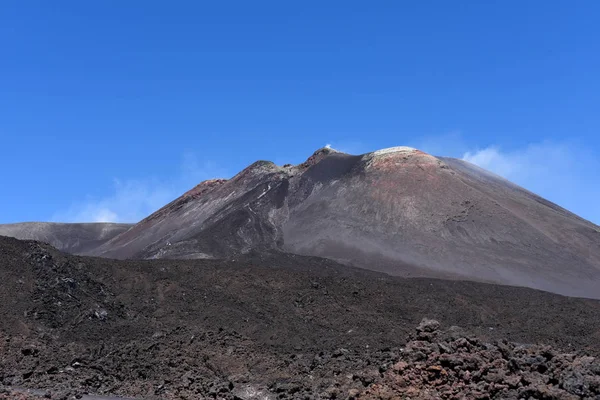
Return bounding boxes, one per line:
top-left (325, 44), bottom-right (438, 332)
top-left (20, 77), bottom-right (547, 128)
top-left (1, 235), bottom-right (600, 399)
top-left (87, 146), bottom-right (600, 299)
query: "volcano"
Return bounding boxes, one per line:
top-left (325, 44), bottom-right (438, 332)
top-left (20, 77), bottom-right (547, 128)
top-left (72, 146), bottom-right (599, 299)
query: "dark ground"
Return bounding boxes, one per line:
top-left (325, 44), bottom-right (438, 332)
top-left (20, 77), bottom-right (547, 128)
top-left (1, 235), bottom-right (600, 399)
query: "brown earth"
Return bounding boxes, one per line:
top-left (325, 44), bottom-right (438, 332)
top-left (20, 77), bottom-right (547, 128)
top-left (1, 235), bottom-right (600, 399)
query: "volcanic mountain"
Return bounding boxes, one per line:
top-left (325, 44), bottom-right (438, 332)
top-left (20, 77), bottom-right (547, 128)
top-left (81, 146), bottom-right (600, 299)
top-left (0, 222), bottom-right (132, 255)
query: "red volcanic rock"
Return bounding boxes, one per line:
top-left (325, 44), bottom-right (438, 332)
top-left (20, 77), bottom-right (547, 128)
top-left (182, 178), bottom-right (228, 198)
top-left (356, 319), bottom-right (600, 399)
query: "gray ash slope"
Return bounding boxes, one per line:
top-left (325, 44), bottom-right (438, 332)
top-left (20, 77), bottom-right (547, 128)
top-left (90, 147), bottom-right (600, 299)
top-left (0, 222), bottom-right (132, 255)
top-left (2, 235), bottom-right (600, 399)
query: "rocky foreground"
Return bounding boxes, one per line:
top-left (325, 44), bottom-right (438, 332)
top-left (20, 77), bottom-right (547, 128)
top-left (362, 319), bottom-right (600, 400)
top-left (2, 319), bottom-right (600, 399)
top-left (2, 236), bottom-right (600, 399)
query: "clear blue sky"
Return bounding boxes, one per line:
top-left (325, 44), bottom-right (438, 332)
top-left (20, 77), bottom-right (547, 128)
top-left (1, 1), bottom-right (599, 224)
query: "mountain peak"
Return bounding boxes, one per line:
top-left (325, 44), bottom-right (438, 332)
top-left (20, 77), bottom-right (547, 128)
top-left (67, 146), bottom-right (600, 299)
top-left (297, 146), bottom-right (342, 169)
top-left (371, 146), bottom-right (420, 156)
top-left (359, 146), bottom-right (440, 172)
top-left (311, 146), bottom-right (342, 158)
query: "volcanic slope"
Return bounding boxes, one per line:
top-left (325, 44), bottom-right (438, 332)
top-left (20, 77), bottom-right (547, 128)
top-left (91, 147), bottom-right (600, 299)
top-left (0, 222), bottom-right (132, 255)
top-left (2, 235), bottom-right (600, 399)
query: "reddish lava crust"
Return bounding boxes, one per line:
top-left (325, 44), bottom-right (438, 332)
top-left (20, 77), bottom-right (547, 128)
top-left (182, 179), bottom-right (228, 198)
